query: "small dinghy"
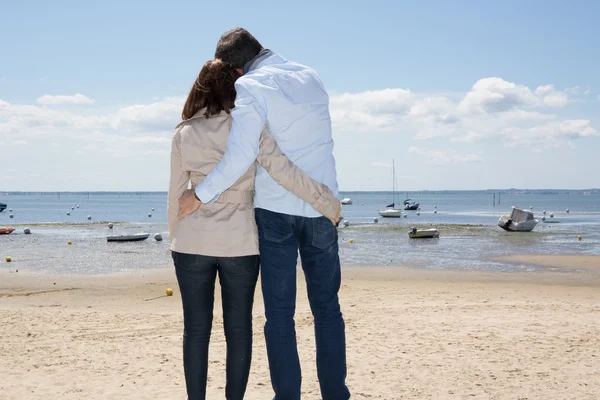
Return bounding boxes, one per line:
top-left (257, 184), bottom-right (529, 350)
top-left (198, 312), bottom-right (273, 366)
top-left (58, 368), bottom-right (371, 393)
top-left (0, 203), bottom-right (6, 212)
top-left (341, 198), bottom-right (353, 205)
top-left (408, 227), bottom-right (440, 239)
top-left (0, 227), bottom-right (15, 235)
top-left (107, 232), bottom-right (150, 242)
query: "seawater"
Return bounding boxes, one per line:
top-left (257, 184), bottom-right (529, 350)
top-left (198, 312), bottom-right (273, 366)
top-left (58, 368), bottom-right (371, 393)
top-left (1, 191), bottom-right (598, 274)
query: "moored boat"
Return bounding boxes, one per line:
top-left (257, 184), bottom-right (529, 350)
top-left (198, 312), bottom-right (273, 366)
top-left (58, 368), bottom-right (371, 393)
top-left (107, 232), bottom-right (150, 242)
top-left (379, 159), bottom-right (403, 218)
top-left (378, 208), bottom-right (402, 218)
top-left (0, 203), bottom-right (6, 212)
top-left (0, 227), bottom-right (15, 235)
top-left (408, 228), bottom-right (440, 239)
top-left (403, 200), bottom-right (420, 211)
top-left (498, 207), bottom-right (538, 232)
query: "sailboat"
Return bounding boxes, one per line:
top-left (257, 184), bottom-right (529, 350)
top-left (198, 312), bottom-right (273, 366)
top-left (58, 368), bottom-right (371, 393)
top-left (378, 159), bottom-right (402, 218)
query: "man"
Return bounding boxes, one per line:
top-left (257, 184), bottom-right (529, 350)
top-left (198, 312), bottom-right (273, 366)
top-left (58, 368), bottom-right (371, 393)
top-left (178, 28), bottom-right (350, 400)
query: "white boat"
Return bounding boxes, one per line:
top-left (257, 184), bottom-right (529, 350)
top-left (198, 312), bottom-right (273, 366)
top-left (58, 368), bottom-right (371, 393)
top-left (379, 208), bottom-right (402, 218)
top-left (379, 159), bottom-right (403, 218)
top-left (498, 207), bottom-right (538, 232)
top-left (107, 232), bottom-right (150, 242)
top-left (408, 228), bottom-right (440, 239)
top-left (341, 198), bottom-right (353, 205)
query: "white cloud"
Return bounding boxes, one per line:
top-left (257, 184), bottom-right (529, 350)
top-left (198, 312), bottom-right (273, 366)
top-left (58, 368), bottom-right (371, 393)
top-left (329, 78), bottom-right (596, 148)
top-left (565, 86), bottom-right (591, 96)
top-left (535, 85), bottom-right (569, 107)
top-left (408, 147), bottom-right (483, 165)
top-left (0, 102), bottom-right (109, 139)
top-left (1, 77), bottom-right (598, 192)
top-left (458, 77), bottom-right (541, 114)
top-left (534, 85), bottom-right (554, 97)
top-left (330, 88), bottom-right (413, 132)
top-left (409, 97), bottom-right (459, 126)
top-left (37, 93), bottom-right (95, 105)
top-left (0, 97), bottom-right (175, 161)
top-left (112, 96), bottom-right (183, 133)
top-left (564, 86), bottom-right (580, 95)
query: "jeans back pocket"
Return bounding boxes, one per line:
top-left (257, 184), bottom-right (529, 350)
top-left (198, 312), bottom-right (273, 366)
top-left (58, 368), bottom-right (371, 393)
top-left (312, 217), bottom-right (337, 249)
top-left (257, 209), bottom-right (294, 243)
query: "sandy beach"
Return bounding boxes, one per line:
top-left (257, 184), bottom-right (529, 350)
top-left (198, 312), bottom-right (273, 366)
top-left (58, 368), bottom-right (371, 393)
top-left (1, 256), bottom-right (600, 399)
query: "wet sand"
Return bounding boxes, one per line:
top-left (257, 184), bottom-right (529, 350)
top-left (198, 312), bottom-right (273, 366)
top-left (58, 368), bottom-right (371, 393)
top-left (494, 254), bottom-right (600, 271)
top-left (1, 257), bottom-right (599, 399)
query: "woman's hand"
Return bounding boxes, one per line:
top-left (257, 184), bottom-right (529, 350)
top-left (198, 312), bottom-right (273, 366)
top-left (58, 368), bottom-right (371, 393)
top-left (330, 204), bottom-right (341, 226)
top-left (316, 186), bottom-right (341, 226)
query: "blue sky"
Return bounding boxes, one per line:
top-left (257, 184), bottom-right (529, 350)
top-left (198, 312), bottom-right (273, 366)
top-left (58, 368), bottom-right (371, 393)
top-left (1, 0), bottom-right (599, 191)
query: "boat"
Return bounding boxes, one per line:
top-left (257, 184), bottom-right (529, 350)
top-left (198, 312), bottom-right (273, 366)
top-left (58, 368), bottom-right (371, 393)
top-left (0, 227), bottom-right (15, 235)
top-left (341, 198), bottom-right (353, 205)
top-left (379, 208), bottom-right (403, 218)
top-left (107, 232), bottom-right (150, 242)
top-left (379, 160), bottom-right (403, 218)
top-left (403, 199), bottom-right (420, 211)
top-left (498, 207), bottom-right (538, 232)
top-left (408, 228), bottom-right (440, 239)
top-left (0, 203), bottom-right (6, 212)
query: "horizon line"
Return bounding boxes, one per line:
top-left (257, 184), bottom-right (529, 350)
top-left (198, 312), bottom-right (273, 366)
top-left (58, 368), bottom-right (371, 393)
top-left (2, 188), bottom-right (599, 194)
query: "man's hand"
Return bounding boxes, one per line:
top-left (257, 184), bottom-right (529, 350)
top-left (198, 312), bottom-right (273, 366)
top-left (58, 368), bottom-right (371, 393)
top-left (178, 189), bottom-right (202, 220)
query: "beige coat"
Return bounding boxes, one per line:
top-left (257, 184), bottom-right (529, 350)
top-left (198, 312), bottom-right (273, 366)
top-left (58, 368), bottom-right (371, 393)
top-left (168, 110), bottom-right (338, 257)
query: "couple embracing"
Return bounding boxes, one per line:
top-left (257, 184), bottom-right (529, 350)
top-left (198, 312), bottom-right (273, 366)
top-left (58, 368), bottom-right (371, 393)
top-left (168, 28), bottom-right (351, 400)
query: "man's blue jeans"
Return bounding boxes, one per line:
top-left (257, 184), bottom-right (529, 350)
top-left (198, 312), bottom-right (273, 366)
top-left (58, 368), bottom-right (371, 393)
top-left (255, 208), bottom-right (351, 400)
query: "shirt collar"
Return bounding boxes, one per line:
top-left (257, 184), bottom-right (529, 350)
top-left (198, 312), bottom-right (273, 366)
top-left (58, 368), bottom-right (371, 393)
top-left (243, 49), bottom-right (273, 74)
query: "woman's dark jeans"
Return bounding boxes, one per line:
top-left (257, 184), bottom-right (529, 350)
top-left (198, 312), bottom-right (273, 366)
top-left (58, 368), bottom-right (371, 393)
top-left (172, 251), bottom-right (259, 400)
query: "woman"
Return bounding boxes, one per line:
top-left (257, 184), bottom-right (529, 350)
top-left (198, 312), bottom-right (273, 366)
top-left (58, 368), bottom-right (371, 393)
top-left (167, 59), bottom-right (340, 400)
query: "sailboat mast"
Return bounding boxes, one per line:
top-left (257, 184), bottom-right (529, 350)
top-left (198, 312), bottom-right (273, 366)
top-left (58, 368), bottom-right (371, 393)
top-left (392, 159), bottom-right (396, 205)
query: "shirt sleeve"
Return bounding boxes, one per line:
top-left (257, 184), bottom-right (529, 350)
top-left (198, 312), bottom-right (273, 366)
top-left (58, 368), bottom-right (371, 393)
top-left (194, 79), bottom-right (266, 203)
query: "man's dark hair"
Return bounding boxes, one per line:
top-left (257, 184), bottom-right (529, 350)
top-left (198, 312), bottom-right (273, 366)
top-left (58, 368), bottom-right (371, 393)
top-left (215, 28), bottom-right (263, 69)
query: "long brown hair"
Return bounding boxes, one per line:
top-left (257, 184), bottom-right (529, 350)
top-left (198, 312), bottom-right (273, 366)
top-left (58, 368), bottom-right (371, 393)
top-left (182, 59), bottom-right (239, 120)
